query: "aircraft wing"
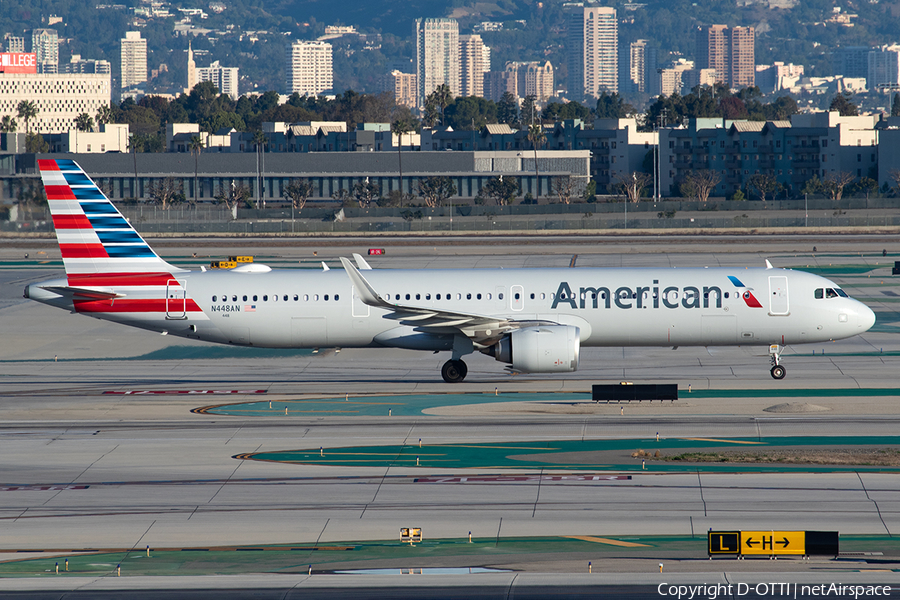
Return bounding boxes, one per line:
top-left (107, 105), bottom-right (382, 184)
top-left (340, 257), bottom-right (556, 347)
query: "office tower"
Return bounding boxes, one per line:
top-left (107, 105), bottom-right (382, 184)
top-left (286, 40), bottom-right (333, 95)
top-left (459, 34), bottom-right (489, 97)
top-left (696, 24), bottom-right (755, 88)
top-left (728, 26), bottom-right (755, 88)
top-left (868, 45), bottom-right (900, 92)
top-left (385, 70), bottom-right (417, 107)
top-left (120, 31), bottom-right (147, 89)
top-left (833, 46), bottom-right (872, 79)
top-left (186, 40), bottom-right (197, 93)
top-left (32, 28), bottom-right (58, 74)
top-left (4, 34), bottom-right (25, 53)
top-left (197, 61), bottom-right (238, 100)
top-left (567, 4), bottom-right (617, 98)
top-left (415, 17), bottom-right (459, 107)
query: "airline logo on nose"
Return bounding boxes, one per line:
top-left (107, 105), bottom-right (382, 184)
top-left (727, 276), bottom-right (762, 308)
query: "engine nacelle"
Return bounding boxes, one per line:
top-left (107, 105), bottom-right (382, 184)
top-left (487, 325), bottom-right (580, 373)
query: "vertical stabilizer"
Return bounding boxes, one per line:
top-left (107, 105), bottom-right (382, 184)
top-left (38, 159), bottom-right (184, 276)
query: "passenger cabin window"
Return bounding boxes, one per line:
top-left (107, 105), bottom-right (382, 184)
top-left (253, 295), bottom-right (258, 301)
top-left (212, 295), bottom-right (217, 302)
top-left (243, 295), bottom-right (248, 301)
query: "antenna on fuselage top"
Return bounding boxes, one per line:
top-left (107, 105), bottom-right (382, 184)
top-left (765, 260), bottom-right (774, 269)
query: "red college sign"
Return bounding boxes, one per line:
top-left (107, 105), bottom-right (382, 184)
top-left (0, 53), bottom-right (37, 74)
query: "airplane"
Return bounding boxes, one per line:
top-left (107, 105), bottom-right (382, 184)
top-left (24, 159), bottom-right (876, 383)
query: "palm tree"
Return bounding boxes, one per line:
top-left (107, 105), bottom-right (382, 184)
top-left (127, 133), bottom-right (145, 201)
top-left (189, 135), bottom-right (204, 205)
top-left (0, 115), bottom-right (17, 133)
top-left (96, 104), bottom-right (114, 126)
top-left (75, 113), bottom-right (94, 132)
top-left (252, 130), bottom-right (267, 208)
top-left (527, 123), bottom-right (546, 200)
top-left (391, 118), bottom-right (413, 204)
top-left (16, 100), bottom-right (37, 135)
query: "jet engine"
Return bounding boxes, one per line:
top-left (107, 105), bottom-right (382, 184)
top-left (485, 325), bottom-right (580, 372)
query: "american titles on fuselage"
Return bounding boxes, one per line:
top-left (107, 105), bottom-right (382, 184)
top-left (550, 280), bottom-right (743, 311)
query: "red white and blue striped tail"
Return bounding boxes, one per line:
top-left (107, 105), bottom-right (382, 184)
top-left (38, 159), bottom-right (184, 276)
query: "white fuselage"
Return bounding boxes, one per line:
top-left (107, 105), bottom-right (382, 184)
top-left (29, 266), bottom-right (873, 351)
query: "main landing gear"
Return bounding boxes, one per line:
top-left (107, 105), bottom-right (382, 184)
top-left (769, 344), bottom-right (786, 380)
top-left (441, 359), bottom-right (468, 383)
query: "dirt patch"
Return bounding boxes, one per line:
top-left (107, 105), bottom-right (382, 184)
top-left (653, 448), bottom-right (900, 466)
top-left (764, 403), bottom-right (831, 413)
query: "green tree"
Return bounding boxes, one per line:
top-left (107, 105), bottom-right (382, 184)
top-left (520, 95), bottom-right (538, 126)
top-left (892, 93), bottom-right (900, 117)
top-left (480, 176), bottom-right (519, 205)
top-left (424, 84), bottom-right (453, 127)
top-left (0, 115), bottom-right (17, 133)
top-left (595, 92), bottom-right (633, 119)
top-left (75, 113), bottom-right (94, 132)
top-left (542, 101), bottom-right (592, 122)
top-left (25, 132), bottom-right (48, 153)
top-left (527, 123), bottom-right (546, 200)
top-left (801, 175), bottom-right (822, 196)
top-left (829, 92), bottom-right (858, 116)
top-left (444, 96), bottom-right (497, 130)
top-left (497, 91), bottom-right (519, 126)
top-left (17, 100), bottom-right (37, 135)
top-left (252, 130), bottom-right (267, 207)
top-left (96, 104), bottom-right (115, 126)
top-left (417, 176), bottom-right (457, 208)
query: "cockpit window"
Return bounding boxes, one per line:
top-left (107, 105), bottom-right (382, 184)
top-left (815, 289), bottom-right (823, 299)
top-left (826, 288), bottom-right (839, 298)
top-left (836, 288), bottom-right (848, 297)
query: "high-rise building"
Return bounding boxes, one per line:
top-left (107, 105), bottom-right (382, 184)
top-left (31, 29), bottom-right (58, 74)
top-left (833, 46), bottom-right (872, 79)
top-left (483, 70), bottom-right (517, 103)
top-left (459, 34), bottom-right (489, 98)
top-left (4, 34), bottom-right (25, 53)
top-left (567, 5), bottom-right (617, 99)
top-left (64, 54), bottom-right (111, 74)
top-left (621, 39), bottom-right (656, 94)
top-left (0, 73), bottom-right (110, 133)
top-left (501, 61), bottom-right (554, 102)
top-left (728, 26), bottom-right (755, 88)
top-left (120, 31), bottom-right (147, 89)
top-left (385, 70), bottom-right (417, 108)
top-left (186, 40), bottom-right (197, 93)
top-left (197, 60), bottom-right (238, 100)
top-left (695, 24), bottom-right (755, 89)
top-left (286, 40), bottom-right (333, 96)
top-left (415, 18), bottom-right (459, 107)
top-left (868, 45), bottom-right (900, 92)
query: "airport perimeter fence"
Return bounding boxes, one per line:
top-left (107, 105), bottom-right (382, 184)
top-left (4, 197), bottom-right (900, 234)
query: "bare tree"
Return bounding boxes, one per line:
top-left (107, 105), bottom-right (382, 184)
top-left (615, 172), bottom-right (652, 203)
top-left (552, 175), bottom-right (577, 205)
top-left (889, 169), bottom-right (900, 196)
top-left (214, 181), bottom-right (251, 211)
top-left (331, 188), bottom-right (352, 206)
top-left (820, 171), bottom-right (854, 201)
top-left (352, 180), bottom-right (380, 208)
top-left (746, 173), bottom-right (782, 201)
top-left (480, 176), bottom-right (519, 205)
top-left (680, 170), bottom-right (722, 203)
top-left (283, 179), bottom-right (314, 212)
top-left (147, 178), bottom-right (184, 210)
top-left (417, 176), bottom-right (457, 208)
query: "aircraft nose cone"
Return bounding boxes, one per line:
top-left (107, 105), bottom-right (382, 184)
top-left (859, 304), bottom-right (876, 332)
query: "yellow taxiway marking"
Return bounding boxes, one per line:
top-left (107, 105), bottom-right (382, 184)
top-left (565, 535), bottom-right (650, 548)
top-left (682, 438), bottom-right (764, 445)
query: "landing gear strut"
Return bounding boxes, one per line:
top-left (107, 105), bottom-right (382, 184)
top-left (769, 344), bottom-right (786, 380)
top-left (441, 359), bottom-right (468, 383)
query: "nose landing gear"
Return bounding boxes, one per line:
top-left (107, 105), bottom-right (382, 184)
top-left (769, 344), bottom-right (786, 379)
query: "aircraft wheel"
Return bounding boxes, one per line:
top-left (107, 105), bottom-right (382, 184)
top-left (770, 365), bottom-right (786, 380)
top-left (441, 360), bottom-right (467, 383)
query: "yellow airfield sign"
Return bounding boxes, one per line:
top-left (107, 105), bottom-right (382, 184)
top-left (741, 530), bottom-right (805, 555)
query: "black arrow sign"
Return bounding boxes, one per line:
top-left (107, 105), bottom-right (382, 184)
top-left (745, 537), bottom-right (759, 547)
top-left (777, 537), bottom-right (790, 548)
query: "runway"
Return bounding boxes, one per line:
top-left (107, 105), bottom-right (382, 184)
top-left (2, 235), bottom-right (900, 596)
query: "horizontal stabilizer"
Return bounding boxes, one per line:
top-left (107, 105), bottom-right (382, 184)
top-left (40, 286), bottom-right (125, 300)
